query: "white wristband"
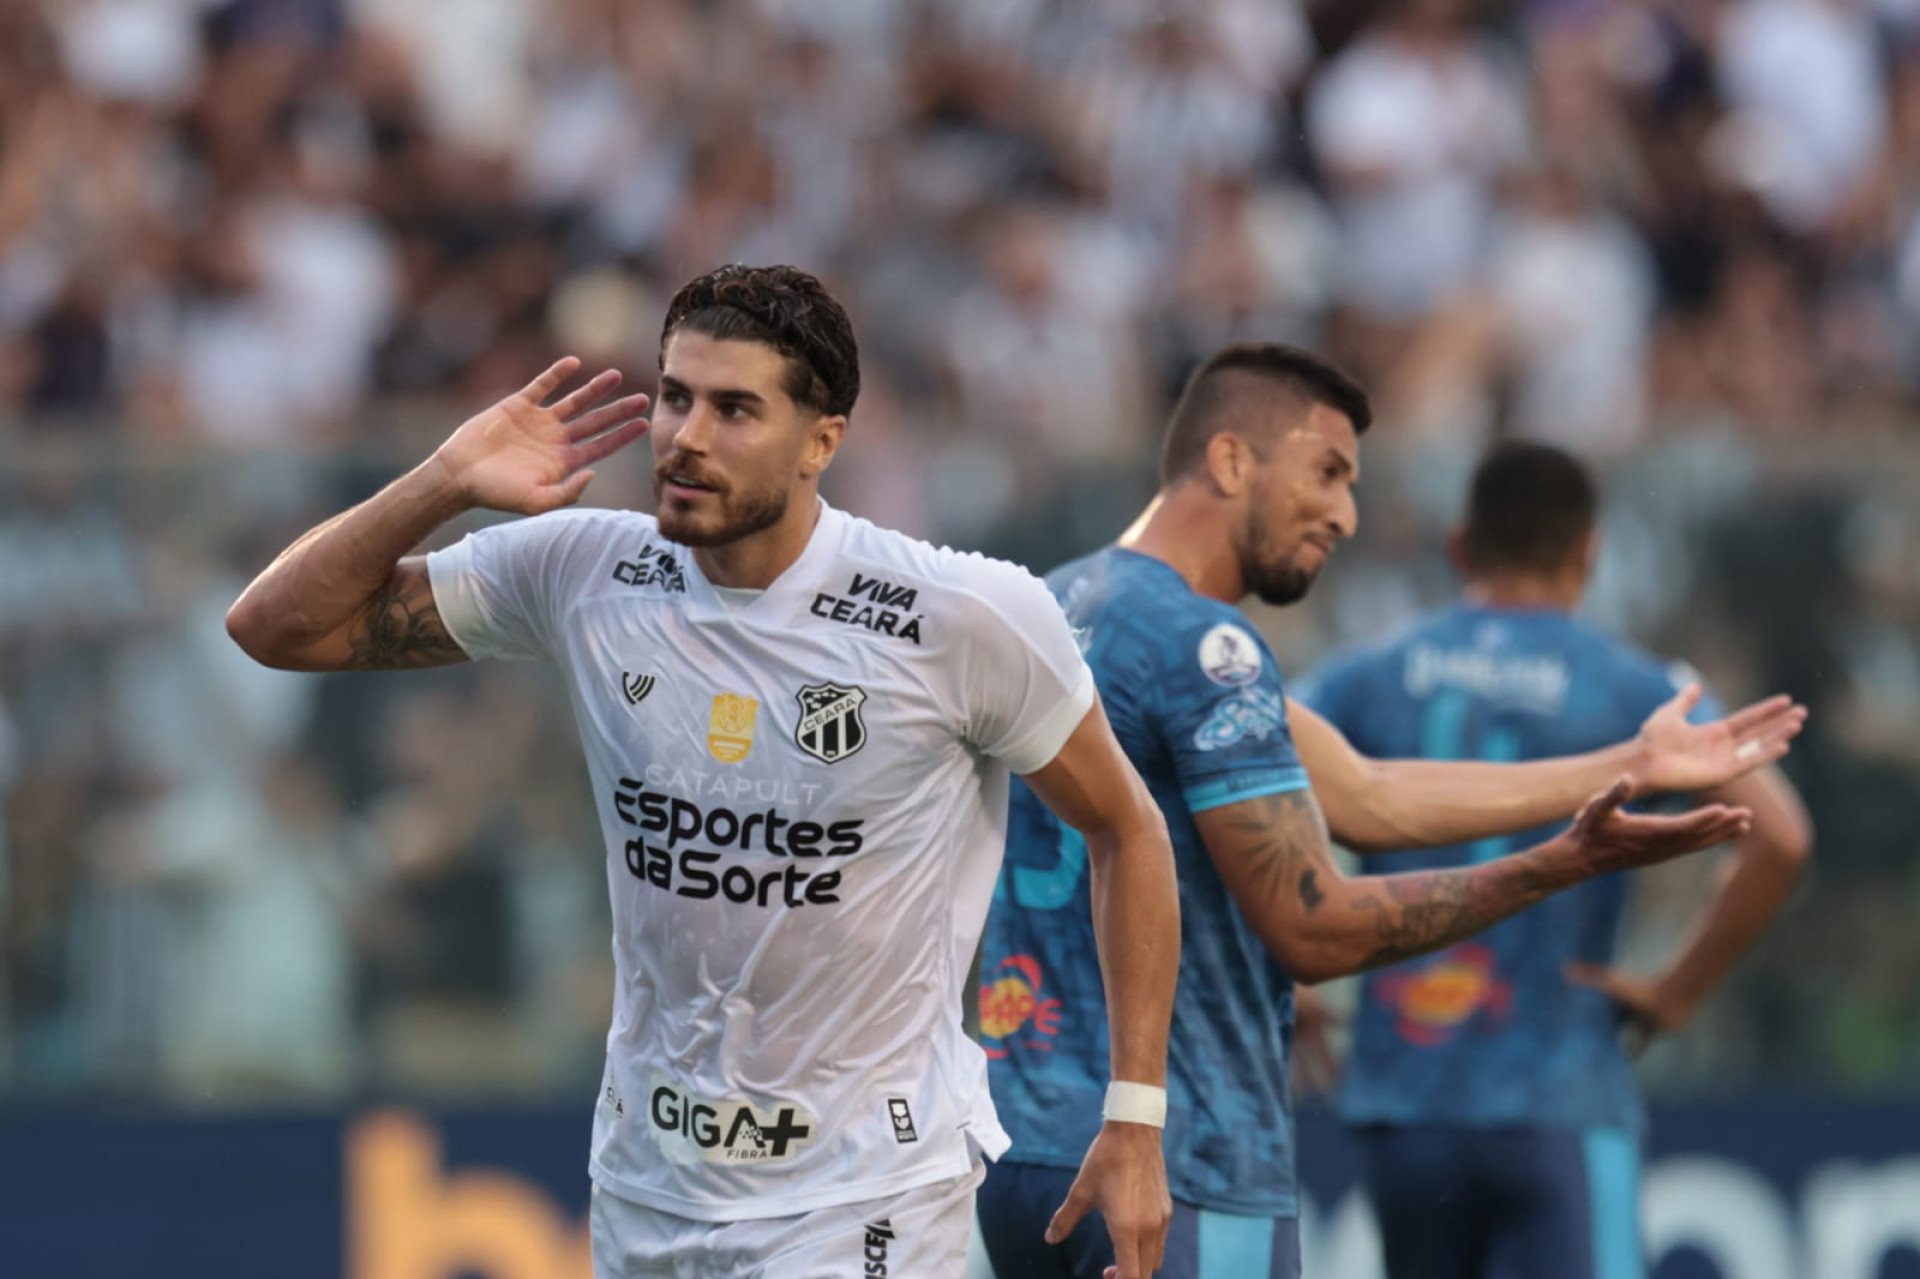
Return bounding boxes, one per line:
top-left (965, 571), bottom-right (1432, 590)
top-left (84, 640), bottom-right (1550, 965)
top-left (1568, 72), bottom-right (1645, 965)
top-left (1102, 1081), bottom-right (1168, 1128)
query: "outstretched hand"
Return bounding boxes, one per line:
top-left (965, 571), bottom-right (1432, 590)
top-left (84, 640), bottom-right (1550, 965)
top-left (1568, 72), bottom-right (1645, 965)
top-left (431, 356), bottom-right (652, 515)
top-left (1633, 684), bottom-right (1806, 797)
top-left (1047, 1122), bottom-right (1171, 1279)
top-left (1561, 777), bottom-right (1752, 877)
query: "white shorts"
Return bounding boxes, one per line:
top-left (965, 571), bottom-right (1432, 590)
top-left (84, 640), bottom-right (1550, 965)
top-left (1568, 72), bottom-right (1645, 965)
top-left (590, 1159), bottom-right (986, 1278)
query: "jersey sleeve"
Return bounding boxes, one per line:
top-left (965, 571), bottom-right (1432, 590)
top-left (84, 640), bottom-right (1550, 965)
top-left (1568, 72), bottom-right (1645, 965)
top-left (425, 511), bottom-right (601, 662)
top-left (1150, 617), bottom-right (1311, 814)
top-left (952, 559), bottom-right (1096, 775)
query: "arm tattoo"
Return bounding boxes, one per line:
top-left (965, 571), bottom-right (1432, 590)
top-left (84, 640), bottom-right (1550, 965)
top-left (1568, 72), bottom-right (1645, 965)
top-left (1352, 861), bottom-right (1557, 969)
top-left (345, 579), bottom-right (464, 670)
top-left (1213, 790), bottom-right (1332, 911)
top-left (1298, 867), bottom-right (1325, 913)
top-left (1209, 784), bottom-right (1568, 976)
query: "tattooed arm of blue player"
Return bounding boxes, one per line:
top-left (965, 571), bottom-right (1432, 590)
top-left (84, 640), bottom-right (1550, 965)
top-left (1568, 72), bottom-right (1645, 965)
top-left (227, 357), bottom-right (648, 672)
top-left (1194, 778), bottom-right (1752, 984)
top-left (1020, 696), bottom-right (1179, 1279)
top-left (1285, 687), bottom-right (1806, 854)
top-left (1568, 763), bottom-right (1811, 1047)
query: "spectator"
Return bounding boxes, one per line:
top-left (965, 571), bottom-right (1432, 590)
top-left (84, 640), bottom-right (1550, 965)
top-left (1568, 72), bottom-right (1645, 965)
top-left (1308, 0), bottom-right (1528, 375)
top-left (1489, 160), bottom-right (1657, 453)
top-left (1717, 0), bottom-right (1888, 236)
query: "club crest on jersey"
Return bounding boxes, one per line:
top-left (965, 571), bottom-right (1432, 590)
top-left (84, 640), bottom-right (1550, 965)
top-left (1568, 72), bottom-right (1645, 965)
top-left (1198, 622), bottom-right (1262, 687)
top-left (622, 672), bottom-right (656, 705)
top-left (708, 693), bottom-right (759, 764)
top-left (793, 682), bottom-right (868, 765)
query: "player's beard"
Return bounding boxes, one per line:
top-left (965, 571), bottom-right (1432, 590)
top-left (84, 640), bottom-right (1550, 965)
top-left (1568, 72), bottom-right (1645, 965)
top-left (654, 472), bottom-right (790, 547)
top-left (1240, 497), bottom-right (1321, 606)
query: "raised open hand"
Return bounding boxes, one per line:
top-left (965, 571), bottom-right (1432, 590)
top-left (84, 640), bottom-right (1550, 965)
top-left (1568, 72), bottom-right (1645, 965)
top-left (1561, 777), bottom-right (1752, 877)
top-left (431, 357), bottom-right (652, 515)
top-left (1633, 684), bottom-right (1806, 797)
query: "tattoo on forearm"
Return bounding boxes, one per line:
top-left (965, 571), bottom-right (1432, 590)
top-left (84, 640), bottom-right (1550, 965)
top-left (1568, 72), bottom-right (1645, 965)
top-left (1351, 862), bottom-right (1555, 969)
top-left (346, 580), bottom-right (463, 670)
top-left (1214, 785), bottom-right (1567, 977)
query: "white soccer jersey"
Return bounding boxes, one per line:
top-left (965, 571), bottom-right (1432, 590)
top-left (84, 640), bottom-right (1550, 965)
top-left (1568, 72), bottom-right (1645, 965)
top-left (426, 501), bottom-right (1094, 1221)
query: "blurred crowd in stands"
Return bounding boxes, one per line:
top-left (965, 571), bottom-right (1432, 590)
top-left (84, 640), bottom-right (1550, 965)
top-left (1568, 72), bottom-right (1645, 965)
top-left (2, 0), bottom-right (1918, 1102)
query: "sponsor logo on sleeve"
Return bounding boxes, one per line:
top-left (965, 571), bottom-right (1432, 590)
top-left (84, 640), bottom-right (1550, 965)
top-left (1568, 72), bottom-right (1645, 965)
top-left (793, 682), bottom-right (868, 764)
top-left (647, 1080), bottom-right (815, 1163)
top-left (708, 693), bottom-right (759, 763)
top-left (621, 672), bottom-right (655, 705)
top-left (1198, 623), bottom-right (1262, 687)
top-left (1193, 686), bottom-right (1286, 751)
top-left (978, 954), bottom-right (1064, 1060)
top-left (810, 572), bottom-right (924, 644)
top-left (612, 543), bottom-right (687, 593)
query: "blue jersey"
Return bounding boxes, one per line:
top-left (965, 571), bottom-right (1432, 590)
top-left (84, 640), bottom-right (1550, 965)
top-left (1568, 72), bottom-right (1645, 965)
top-left (1297, 604), bottom-right (1713, 1134)
top-left (981, 547), bottom-right (1312, 1217)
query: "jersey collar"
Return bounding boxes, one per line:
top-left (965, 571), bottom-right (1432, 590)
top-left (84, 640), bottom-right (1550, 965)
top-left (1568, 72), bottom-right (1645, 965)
top-left (677, 499), bottom-right (847, 621)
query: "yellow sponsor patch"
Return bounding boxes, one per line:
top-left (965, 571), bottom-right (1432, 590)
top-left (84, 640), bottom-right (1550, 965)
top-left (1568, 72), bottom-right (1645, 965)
top-left (707, 693), bottom-right (759, 763)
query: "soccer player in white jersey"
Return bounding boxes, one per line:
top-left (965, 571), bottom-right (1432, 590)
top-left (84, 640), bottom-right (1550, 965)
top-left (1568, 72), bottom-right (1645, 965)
top-left (227, 264), bottom-right (1183, 1278)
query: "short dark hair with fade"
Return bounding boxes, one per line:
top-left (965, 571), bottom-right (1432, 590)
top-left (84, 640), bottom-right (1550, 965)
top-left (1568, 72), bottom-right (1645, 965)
top-left (1461, 440), bottom-right (1598, 574)
top-left (660, 264), bottom-right (861, 418)
top-left (1160, 343), bottom-right (1372, 484)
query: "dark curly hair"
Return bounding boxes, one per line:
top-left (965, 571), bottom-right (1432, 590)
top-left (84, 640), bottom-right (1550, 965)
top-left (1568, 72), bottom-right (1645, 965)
top-left (660, 264), bottom-right (861, 419)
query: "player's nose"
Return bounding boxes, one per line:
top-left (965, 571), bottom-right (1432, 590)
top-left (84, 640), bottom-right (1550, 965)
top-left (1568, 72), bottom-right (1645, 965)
top-left (673, 406), bottom-right (718, 454)
top-left (1330, 486), bottom-right (1358, 540)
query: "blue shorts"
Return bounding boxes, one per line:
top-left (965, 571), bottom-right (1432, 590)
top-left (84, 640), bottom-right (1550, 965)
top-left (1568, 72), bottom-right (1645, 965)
top-left (1353, 1124), bottom-right (1643, 1279)
top-left (974, 1158), bottom-right (1300, 1279)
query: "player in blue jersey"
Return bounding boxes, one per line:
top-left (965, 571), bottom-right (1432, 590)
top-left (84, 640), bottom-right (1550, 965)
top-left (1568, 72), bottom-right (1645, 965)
top-left (1296, 441), bottom-right (1811, 1279)
top-left (974, 345), bottom-right (1804, 1279)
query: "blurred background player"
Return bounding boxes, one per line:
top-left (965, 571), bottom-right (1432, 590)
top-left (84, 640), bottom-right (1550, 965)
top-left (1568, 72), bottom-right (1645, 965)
top-left (1297, 440), bottom-right (1812, 1279)
top-left (973, 345), bottom-right (1798, 1279)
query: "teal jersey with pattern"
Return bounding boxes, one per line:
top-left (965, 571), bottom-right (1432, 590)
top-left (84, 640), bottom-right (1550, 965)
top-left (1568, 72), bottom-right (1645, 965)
top-left (1296, 604), bottom-right (1718, 1134)
top-left (981, 548), bottom-right (1312, 1216)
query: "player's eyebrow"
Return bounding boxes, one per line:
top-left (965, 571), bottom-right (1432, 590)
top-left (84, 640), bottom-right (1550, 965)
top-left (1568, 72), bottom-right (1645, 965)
top-left (658, 374), bottom-right (768, 409)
